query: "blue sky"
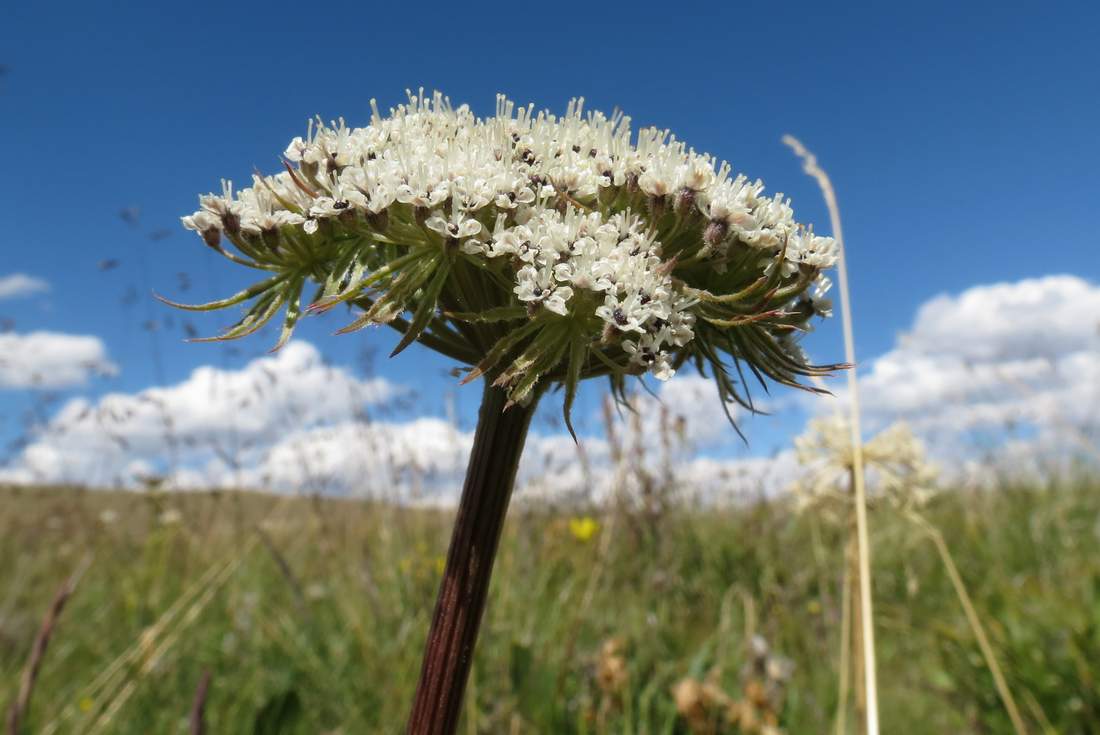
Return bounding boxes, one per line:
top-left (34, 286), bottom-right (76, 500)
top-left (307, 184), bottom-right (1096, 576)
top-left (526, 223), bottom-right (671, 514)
top-left (2, 1), bottom-right (1098, 482)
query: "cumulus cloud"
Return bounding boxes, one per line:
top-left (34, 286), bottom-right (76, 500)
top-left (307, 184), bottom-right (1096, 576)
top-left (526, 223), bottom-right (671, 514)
top-left (236, 418), bottom-right (471, 499)
top-left (820, 275), bottom-right (1100, 454)
top-left (0, 341), bottom-right (401, 486)
top-left (518, 376), bottom-right (773, 506)
top-left (676, 451), bottom-right (801, 503)
top-left (12, 275), bottom-right (1091, 501)
top-left (0, 273), bottom-right (49, 300)
top-left (651, 374), bottom-right (742, 445)
top-left (230, 369), bottom-right (755, 502)
top-left (0, 343), bottom-right (779, 504)
top-left (0, 331), bottom-right (117, 389)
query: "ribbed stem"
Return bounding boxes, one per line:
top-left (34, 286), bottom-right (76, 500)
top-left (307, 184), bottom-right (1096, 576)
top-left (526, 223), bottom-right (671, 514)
top-left (405, 382), bottom-right (537, 735)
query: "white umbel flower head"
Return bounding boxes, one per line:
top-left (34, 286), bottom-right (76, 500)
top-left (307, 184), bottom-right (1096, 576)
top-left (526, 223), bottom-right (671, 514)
top-left (792, 416), bottom-right (939, 517)
top-left (170, 90), bottom-right (843, 434)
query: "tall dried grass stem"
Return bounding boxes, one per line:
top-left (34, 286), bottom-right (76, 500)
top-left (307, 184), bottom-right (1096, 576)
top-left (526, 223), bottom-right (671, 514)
top-left (835, 539), bottom-right (852, 735)
top-left (43, 496), bottom-right (295, 734)
top-left (44, 552), bottom-right (230, 733)
top-left (907, 512), bottom-right (1028, 735)
top-left (86, 551), bottom-right (247, 734)
top-left (784, 134), bottom-right (879, 734)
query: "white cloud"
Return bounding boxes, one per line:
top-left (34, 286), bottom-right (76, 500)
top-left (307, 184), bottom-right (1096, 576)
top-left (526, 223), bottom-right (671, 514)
top-left (899, 275), bottom-right (1100, 361)
top-left (820, 275), bottom-right (1100, 454)
top-left (651, 374), bottom-right (743, 445)
top-left (0, 273), bottom-right (50, 300)
top-left (0, 331), bottom-right (117, 389)
top-left (0, 342), bottom-right (780, 504)
top-left (518, 375), bottom-right (773, 506)
top-left (0, 341), bottom-right (400, 486)
top-left (676, 451), bottom-right (802, 503)
top-left (237, 418), bottom-right (472, 499)
top-left (9, 276), bottom-right (1093, 500)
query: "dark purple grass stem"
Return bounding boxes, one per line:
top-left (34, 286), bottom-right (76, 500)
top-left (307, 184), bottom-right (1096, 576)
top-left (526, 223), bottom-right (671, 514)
top-left (189, 670), bottom-right (212, 735)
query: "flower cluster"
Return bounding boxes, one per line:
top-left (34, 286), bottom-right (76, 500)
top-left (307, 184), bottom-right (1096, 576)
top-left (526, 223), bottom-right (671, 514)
top-left (174, 91), bottom-right (841, 427)
top-left (792, 416), bottom-right (939, 516)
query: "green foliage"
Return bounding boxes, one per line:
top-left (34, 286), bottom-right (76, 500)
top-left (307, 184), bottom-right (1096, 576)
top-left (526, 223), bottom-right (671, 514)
top-left (253, 689), bottom-right (303, 735)
top-left (0, 479), bottom-right (1097, 733)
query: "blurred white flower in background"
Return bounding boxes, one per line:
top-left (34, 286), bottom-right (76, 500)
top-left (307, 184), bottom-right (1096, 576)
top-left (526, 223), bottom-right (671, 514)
top-left (792, 415), bottom-right (938, 518)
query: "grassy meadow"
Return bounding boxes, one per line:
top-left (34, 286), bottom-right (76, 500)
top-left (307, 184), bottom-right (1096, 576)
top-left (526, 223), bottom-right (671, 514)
top-left (2, 476), bottom-right (1098, 734)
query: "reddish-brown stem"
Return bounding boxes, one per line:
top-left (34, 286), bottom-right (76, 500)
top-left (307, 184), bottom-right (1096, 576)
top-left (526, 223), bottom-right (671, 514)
top-left (6, 563), bottom-right (85, 735)
top-left (189, 670), bottom-right (212, 735)
top-left (405, 382), bottom-right (537, 735)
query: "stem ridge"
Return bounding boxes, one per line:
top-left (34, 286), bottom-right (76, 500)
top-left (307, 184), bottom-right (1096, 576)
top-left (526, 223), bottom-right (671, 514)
top-left (406, 382), bottom-right (537, 735)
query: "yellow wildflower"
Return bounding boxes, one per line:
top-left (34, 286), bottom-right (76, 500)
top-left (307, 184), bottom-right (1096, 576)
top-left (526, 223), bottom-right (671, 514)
top-left (568, 516), bottom-right (599, 542)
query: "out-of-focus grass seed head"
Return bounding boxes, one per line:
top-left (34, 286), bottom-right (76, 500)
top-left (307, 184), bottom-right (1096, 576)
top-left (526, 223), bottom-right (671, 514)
top-left (170, 90), bottom-right (844, 436)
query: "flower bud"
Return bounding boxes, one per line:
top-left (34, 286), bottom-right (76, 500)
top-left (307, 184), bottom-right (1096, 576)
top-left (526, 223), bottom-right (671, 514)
top-left (222, 211), bottom-right (241, 237)
top-left (200, 227), bottom-right (221, 250)
top-left (260, 227), bottom-right (282, 254)
top-left (625, 172), bottom-right (639, 195)
top-left (703, 219), bottom-right (728, 248)
top-left (600, 322), bottom-right (617, 344)
top-left (366, 209), bottom-right (389, 232)
top-left (673, 187), bottom-right (696, 216)
top-left (646, 193), bottom-right (667, 220)
top-left (300, 160), bottom-right (319, 181)
top-left (598, 182), bottom-right (617, 206)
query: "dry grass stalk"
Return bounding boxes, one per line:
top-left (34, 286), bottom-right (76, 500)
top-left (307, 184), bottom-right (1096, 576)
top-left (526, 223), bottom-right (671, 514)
top-left (45, 497), bottom-right (303, 735)
top-left (256, 524), bottom-right (306, 611)
top-left (85, 550), bottom-right (248, 734)
top-left (849, 526), bottom-right (867, 733)
top-left (1022, 690), bottom-right (1057, 735)
top-left (5, 557), bottom-right (90, 735)
top-left (834, 540), bottom-right (852, 735)
top-left (907, 512), bottom-right (1029, 735)
top-left (43, 552), bottom-right (230, 733)
top-left (783, 134), bottom-right (880, 734)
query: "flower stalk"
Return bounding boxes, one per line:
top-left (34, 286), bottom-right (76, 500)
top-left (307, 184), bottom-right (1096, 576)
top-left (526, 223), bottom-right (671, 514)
top-left (406, 382), bottom-right (538, 735)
